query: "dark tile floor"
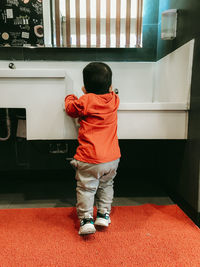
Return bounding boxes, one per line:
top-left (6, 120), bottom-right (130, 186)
top-left (0, 194), bottom-right (173, 209)
top-left (0, 170), bottom-right (174, 209)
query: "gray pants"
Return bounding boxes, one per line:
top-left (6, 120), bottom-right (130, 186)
top-left (71, 158), bottom-right (120, 220)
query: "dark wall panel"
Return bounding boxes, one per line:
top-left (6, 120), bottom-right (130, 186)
top-left (187, 37), bottom-right (200, 213)
top-left (0, 139), bottom-right (185, 200)
top-left (156, 0), bottom-right (200, 223)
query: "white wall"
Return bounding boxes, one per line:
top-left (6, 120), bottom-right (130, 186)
top-left (0, 40), bottom-right (194, 140)
top-left (0, 61), bottom-right (155, 102)
top-left (154, 40), bottom-right (194, 105)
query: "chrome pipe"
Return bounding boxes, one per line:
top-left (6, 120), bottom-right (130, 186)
top-left (0, 109), bottom-right (11, 141)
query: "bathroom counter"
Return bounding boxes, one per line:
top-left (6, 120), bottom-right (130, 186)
top-left (119, 102), bottom-right (188, 111)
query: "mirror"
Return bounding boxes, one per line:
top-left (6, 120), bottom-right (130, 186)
top-left (0, 0), bottom-right (143, 48)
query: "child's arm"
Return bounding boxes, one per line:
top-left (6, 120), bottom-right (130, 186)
top-left (65, 94), bottom-right (85, 118)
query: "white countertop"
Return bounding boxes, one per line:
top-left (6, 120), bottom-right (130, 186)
top-left (119, 102), bottom-right (188, 111)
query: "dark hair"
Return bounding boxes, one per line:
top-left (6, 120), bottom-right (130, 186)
top-left (83, 62), bottom-right (112, 94)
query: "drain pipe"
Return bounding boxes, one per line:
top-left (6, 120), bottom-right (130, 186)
top-left (0, 109), bottom-right (11, 141)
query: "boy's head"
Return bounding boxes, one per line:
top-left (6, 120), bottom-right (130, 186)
top-left (82, 62), bottom-right (112, 95)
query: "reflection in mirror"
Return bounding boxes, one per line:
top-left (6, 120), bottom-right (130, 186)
top-left (0, 0), bottom-right (44, 47)
top-left (0, 0), bottom-right (143, 48)
top-left (44, 0), bottom-right (143, 48)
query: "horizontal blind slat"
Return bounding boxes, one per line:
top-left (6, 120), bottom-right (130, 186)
top-left (55, 0), bottom-right (61, 47)
top-left (76, 0), bottom-right (80, 47)
top-left (96, 0), bottom-right (101, 48)
top-left (126, 0), bottom-right (131, 47)
top-left (136, 0), bottom-right (143, 47)
top-left (66, 0), bottom-right (71, 47)
top-left (86, 0), bottom-right (91, 47)
top-left (116, 0), bottom-right (121, 48)
top-left (106, 0), bottom-right (110, 48)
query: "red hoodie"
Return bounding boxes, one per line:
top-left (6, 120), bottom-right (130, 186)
top-left (65, 91), bottom-right (121, 164)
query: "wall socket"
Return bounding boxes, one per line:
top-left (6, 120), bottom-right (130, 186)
top-left (49, 143), bottom-right (68, 154)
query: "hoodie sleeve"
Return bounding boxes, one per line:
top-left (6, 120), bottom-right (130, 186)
top-left (65, 94), bottom-right (86, 118)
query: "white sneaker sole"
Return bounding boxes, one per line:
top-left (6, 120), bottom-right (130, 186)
top-left (79, 223), bottom-right (96, 235)
top-left (95, 217), bottom-right (111, 227)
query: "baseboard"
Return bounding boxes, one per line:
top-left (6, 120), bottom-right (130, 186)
top-left (167, 190), bottom-right (200, 227)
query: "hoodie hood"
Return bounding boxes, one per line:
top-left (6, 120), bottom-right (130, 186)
top-left (83, 91), bottom-right (119, 116)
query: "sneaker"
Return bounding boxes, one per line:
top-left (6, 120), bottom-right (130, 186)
top-left (78, 218), bottom-right (96, 235)
top-left (95, 212), bottom-right (111, 227)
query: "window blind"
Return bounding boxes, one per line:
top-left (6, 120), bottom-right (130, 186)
top-left (54, 0), bottom-right (143, 48)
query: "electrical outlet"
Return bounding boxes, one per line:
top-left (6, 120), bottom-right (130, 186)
top-left (49, 143), bottom-right (68, 154)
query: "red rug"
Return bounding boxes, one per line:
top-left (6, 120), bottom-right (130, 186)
top-left (0, 204), bottom-right (200, 267)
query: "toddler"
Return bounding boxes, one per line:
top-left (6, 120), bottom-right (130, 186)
top-left (65, 62), bottom-right (121, 235)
